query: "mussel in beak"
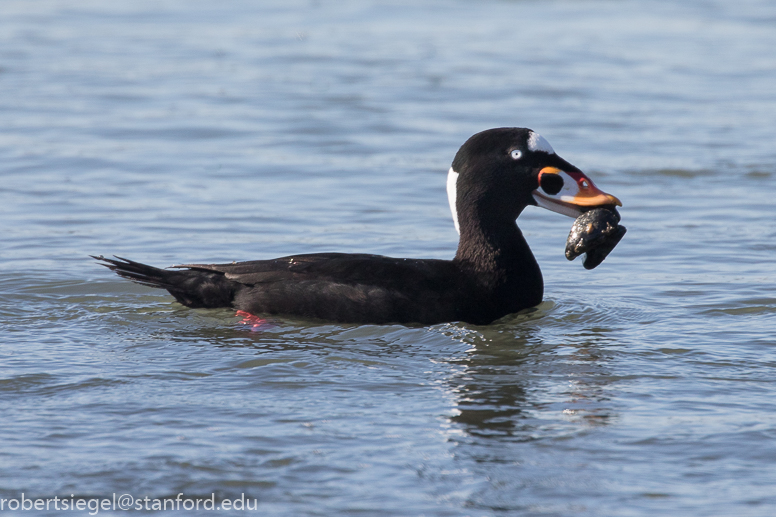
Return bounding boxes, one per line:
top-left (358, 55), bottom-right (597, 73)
top-left (565, 207), bottom-right (627, 270)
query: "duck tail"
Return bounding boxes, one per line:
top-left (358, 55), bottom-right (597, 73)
top-left (92, 255), bottom-right (236, 308)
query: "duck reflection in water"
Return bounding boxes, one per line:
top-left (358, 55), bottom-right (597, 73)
top-left (440, 316), bottom-right (617, 441)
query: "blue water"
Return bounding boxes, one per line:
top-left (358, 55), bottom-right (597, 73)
top-left (1, 0), bottom-right (776, 515)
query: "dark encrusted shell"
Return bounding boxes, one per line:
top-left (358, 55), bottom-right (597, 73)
top-left (565, 208), bottom-right (626, 270)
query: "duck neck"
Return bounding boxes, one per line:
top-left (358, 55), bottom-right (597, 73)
top-left (454, 218), bottom-right (532, 269)
top-left (453, 214), bottom-right (543, 301)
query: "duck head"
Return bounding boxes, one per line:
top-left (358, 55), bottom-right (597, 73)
top-left (447, 128), bottom-right (621, 235)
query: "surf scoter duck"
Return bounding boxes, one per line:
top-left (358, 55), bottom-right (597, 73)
top-left (95, 128), bottom-right (621, 325)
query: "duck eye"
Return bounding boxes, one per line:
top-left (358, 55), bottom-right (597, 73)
top-left (540, 173), bottom-right (564, 195)
top-left (510, 149), bottom-right (522, 160)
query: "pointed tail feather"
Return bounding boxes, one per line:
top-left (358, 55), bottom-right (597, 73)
top-left (91, 255), bottom-right (178, 289)
top-left (92, 255), bottom-right (236, 308)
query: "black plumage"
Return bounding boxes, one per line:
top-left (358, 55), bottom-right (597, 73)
top-left (95, 128), bottom-right (622, 325)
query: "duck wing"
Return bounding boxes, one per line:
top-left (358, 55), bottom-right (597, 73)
top-left (95, 253), bottom-right (487, 324)
top-left (175, 253), bottom-right (446, 285)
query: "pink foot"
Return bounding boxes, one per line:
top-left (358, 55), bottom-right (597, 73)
top-left (236, 310), bottom-right (270, 331)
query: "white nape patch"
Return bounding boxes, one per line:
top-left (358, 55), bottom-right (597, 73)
top-left (527, 132), bottom-right (555, 154)
top-left (446, 167), bottom-right (460, 235)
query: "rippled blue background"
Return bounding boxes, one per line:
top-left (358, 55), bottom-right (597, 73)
top-left (2, 0), bottom-right (775, 515)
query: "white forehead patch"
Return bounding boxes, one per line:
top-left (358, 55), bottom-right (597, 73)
top-left (527, 132), bottom-right (555, 154)
top-left (446, 167), bottom-right (460, 235)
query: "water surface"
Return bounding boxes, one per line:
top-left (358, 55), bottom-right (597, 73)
top-left (1, 0), bottom-right (776, 515)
